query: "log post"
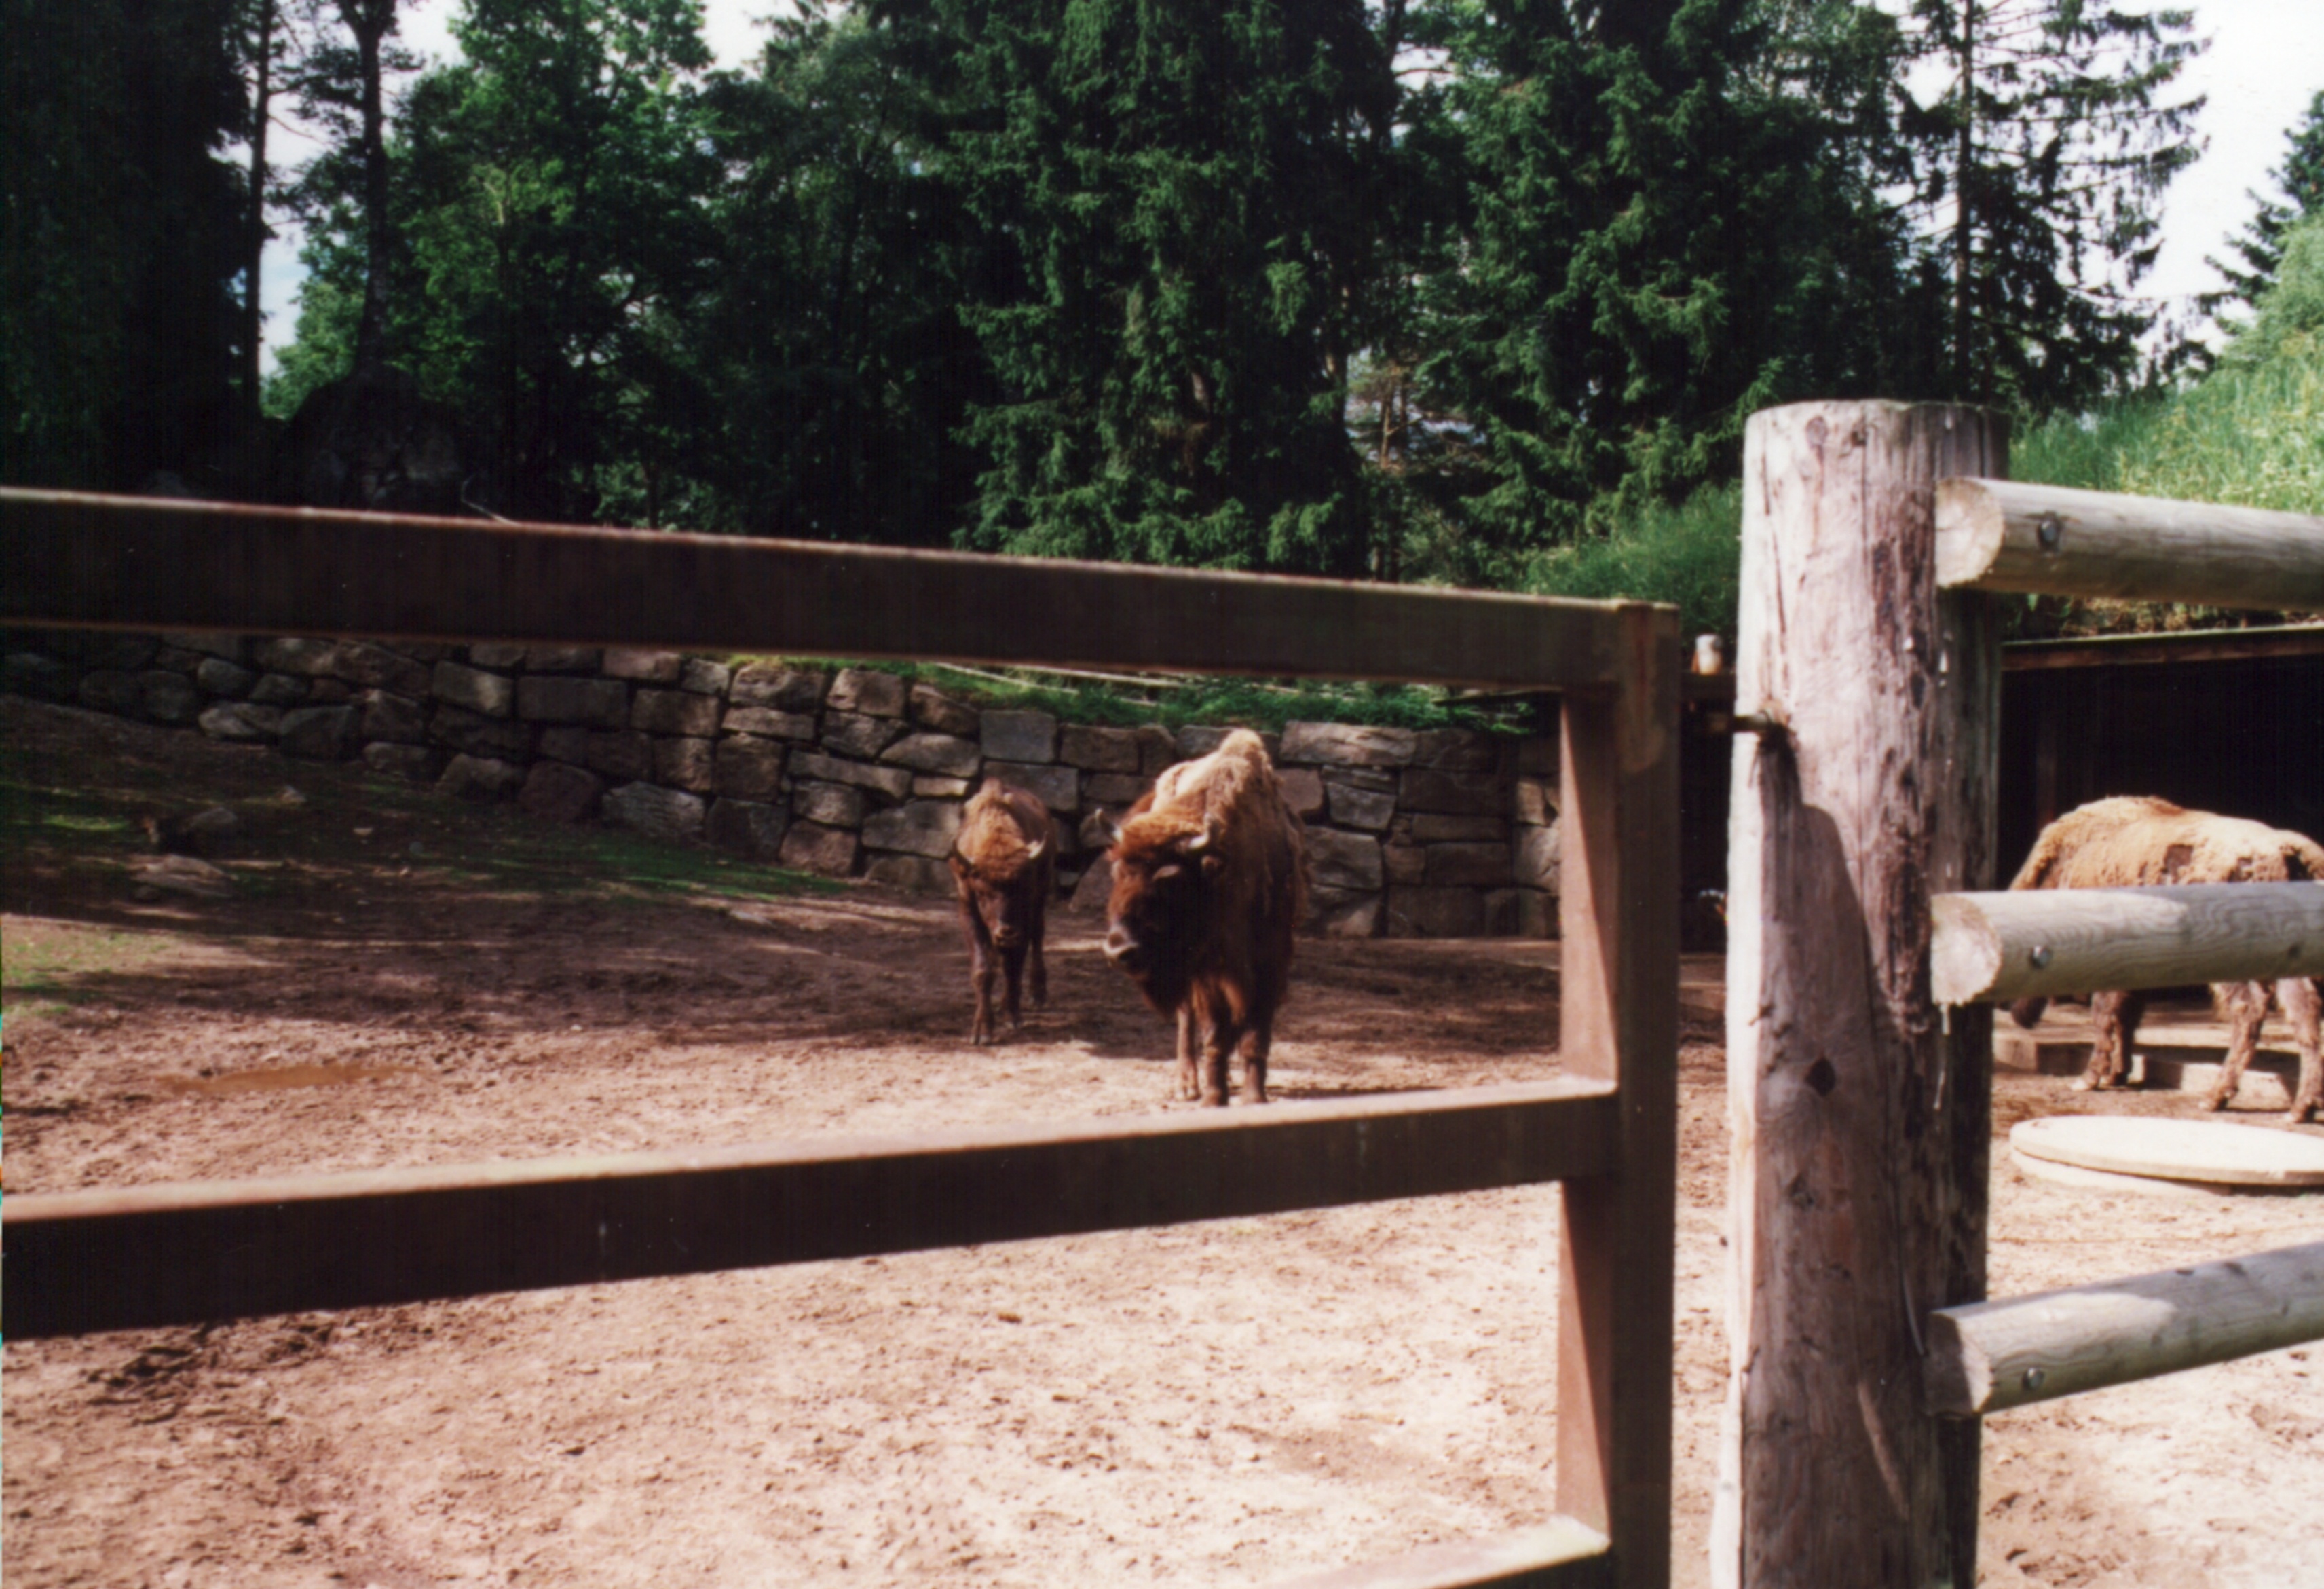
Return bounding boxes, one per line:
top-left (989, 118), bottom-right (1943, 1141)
top-left (1714, 403), bottom-right (2006, 1586)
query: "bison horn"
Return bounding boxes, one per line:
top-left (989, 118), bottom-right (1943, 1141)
top-left (1022, 837), bottom-right (1046, 863)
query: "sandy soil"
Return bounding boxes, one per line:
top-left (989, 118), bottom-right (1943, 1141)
top-left (5, 695), bottom-right (2322, 1588)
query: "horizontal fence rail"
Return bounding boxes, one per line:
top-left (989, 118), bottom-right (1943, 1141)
top-left (0, 489), bottom-right (1630, 692)
top-left (1934, 477), bottom-right (2324, 610)
top-left (1924, 1240), bottom-right (2324, 1417)
top-left (1930, 882), bottom-right (2324, 1005)
top-left (1, 1078), bottom-right (1617, 1340)
top-left (1271, 1516), bottom-right (1615, 1589)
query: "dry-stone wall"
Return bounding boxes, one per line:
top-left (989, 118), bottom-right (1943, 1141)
top-left (2, 629), bottom-right (1562, 937)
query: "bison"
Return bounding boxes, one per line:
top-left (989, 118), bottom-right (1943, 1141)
top-left (948, 778), bottom-right (1056, 1045)
top-left (1102, 729), bottom-right (1307, 1106)
top-left (2006, 796), bottom-right (2323, 1123)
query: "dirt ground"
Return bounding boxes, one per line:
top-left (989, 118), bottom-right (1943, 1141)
top-left (5, 694), bottom-right (2322, 1588)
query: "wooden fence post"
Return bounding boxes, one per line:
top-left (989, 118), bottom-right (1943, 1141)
top-left (1713, 403), bottom-right (2006, 1586)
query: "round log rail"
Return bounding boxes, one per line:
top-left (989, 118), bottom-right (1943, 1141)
top-left (1924, 1240), bottom-right (2324, 1418)
top-left (1934, 477), bottom-right (2324, 610)
top-left (1930, 882), bottom-right (2324, 1007)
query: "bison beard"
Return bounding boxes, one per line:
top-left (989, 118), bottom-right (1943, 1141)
top-left (1102, 730), bottom-right (1305, 1106)
top-left (948, 779), bottom-right (1055, 1045)
top-left (2005, 796), bottom-right (2324, 1123)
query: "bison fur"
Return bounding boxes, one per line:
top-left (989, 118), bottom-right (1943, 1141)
top-left (949, 779), bottom-right (1056, 1045)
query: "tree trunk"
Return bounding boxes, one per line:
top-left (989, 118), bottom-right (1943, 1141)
top-left (242, 0), bottom-right (275, 438)
top-left (1713, 402), bottom-right (2006, 1587)
top-left (345, 0), bottom-right (396, 377)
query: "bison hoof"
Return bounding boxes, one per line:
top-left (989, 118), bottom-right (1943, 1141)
top-left (2198, 1092), bottom-right (2228, 1113)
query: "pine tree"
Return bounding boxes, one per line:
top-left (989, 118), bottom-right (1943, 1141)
top-left (2207, 90), bottom-right (2324, 324)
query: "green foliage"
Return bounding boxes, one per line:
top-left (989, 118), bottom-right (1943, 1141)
top-left (1519, 483), bottom-right (1742, 643)
top-left (2207, 90), bottom-right (2324, 324)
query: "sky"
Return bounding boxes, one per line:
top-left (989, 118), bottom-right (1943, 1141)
top-left (258, 0), bottom-right (2324, 371)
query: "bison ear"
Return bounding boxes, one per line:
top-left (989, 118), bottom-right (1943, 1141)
top-left (1152, 863), bottom-right (1183, 882)
top-left (1022, 836), bottom-right (1047, 864)
top-left (948, 853), bottom-right (972, 882)
top-left (1200, 853), bottom-right (1224, 878)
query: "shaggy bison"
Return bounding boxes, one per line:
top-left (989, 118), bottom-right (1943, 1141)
top-left (948, 779), bottom-right (1056, 1045)
top-left (2006, 796), bottom-right (2324, 1123)
top-left (1102, 730), bottom-right (1307, 1106)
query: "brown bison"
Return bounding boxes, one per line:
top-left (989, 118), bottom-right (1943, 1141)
top-left (2006, 796), bottom-right (2324, 1123)
top-left (1103, 730), bottom-right (1307, 1106)
top-left (949, 779), bottom-right (1056, 1045)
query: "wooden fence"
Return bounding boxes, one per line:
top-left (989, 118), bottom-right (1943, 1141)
top-left (1717, 404), bottom-right (2324, 1586)
top-left (0, 486), bottom-right (1681, 1589)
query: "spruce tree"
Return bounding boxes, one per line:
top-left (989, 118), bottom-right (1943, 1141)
top-left (2207, 90), bottom-right (2324, 324)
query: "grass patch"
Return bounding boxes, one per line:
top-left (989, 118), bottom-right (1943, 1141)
top-left (1520, 483), bottom-right (1742, 644)
top-left (451, 819), bottom-right (844, 906)
top-left (2, 924), bottom-right (178, 1025)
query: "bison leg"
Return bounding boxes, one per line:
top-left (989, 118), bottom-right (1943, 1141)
top-left (2281, 976), bottom-right (2322, 1125)
top-left (1238, 1023), bottom-right (1271, 1105)
top-left (960, 909), bottom-right (998, 1045)
top-left (1000, 941), bottom-right (1030, 1030)
top-left (1027, 932), bottom-right (1049, 1011)
top-left (2076, 990), bottom-right (2144, 1090)
top-left (2202, 980), bottom-right (2271, 1113)
top-left (1173, 1006), bottom-right (1201, 1102)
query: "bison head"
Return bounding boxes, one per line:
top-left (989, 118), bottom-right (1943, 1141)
top-left (1102, 815), bottom-right (1220, 1012)
top-left (949, 840), bottom-right (1045, 948)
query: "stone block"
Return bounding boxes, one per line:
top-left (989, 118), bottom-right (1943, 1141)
top-left (518, 675), bottom-right (629, 727)
top-left (256, 637), bottom-right (339, 676)
top-left (307, 679), bottom-right (354, 705)
top-left (1516, 776), bottom-right (1558, 827)
top-left (250, 673), bottom-right (309, 706)
top-left (363, 742), bottom-right (440, 783)
top-left (1085, 772), bottom-right (1149, 806)
top-left (653, 735), bottom-right (718, 794)
top-left (867, 854), bottom-right (956, 897)
top-left (1516, 736), bottom-right (1558, 778)
top-left (631, 688), bottom-right (721, 737)
top-left (715, 736), bottom-right (786, 801)
top-left (1383, 841), bottom-right (1426, 886)
top-left (136, 670), bottom-right (202, 724)
top-left (1136, 724), bottom-right (1179, 776)
top-left (1279, 722), bottom-right (1419, 768)
top-left (583, 729), bottom-right (653, 783)
top-left (432, 660), bottom-right (514, 718)
top-left (982, 709), bottom-right (1058, 764)
top-left (430, 705), bottom-right (532, 760)
top-left (1515, 886), bottom-right (1557, 939)
top-left (198, 702), bottom-right (283, 741)
top-left (863, 799), bottom-right (964, 859)
top-left (331, 641), bottom-right (433, 697)
top-left (730, 663), bottom-right (827, 712)
top-left (821, 710), bottom-right (904, 760)
top-left (3, 652), bottom-right (76, 701)
top-left (1483, 889), bottom-right (1522, 937)
top-left (1307, 827), bottom-right (1383, 892)
top-left (709, 798), bottom-right (789, 860)
top-left (1308, 887), bottom-right (1382, 939)
top-left (161, 632), bottom-right (246, 662)
top-left (524, 645), bottom-right (603, 673)
top-left (681, 657), bottom-right (732, 696)
top-left (779, 821), bottom-right (859, 876)
top-left (827, 667), bottom-right (908, 717)
top-left (1387, 886), bottom-right (1487, 939)
top-left (791, 750), bottom-right (912, 802)
top-left (438, 753), bottom-right (526, 801)
top-left (279, 704), bottom-right (358, 760)
top-left (1514, 820), bottom-right (1561, 892)
top-left (881, 732), bottom-right (981, 777)
top-left (194, 657), bottom-right (255, 698)
top-left (604, 782), bottom-right (707, 844)
top-left (910, 684), bottom-right (979, 736)
top-left (1399, 768), bottom-right (1505, 817)
top-left (467, 643), bottom-right (529, 669)
top-left (151, 645), bottom-right (204, 675)
top-left (519, 761), bottom-right (605, 823)
top-left (604, 648), bottom-right (685, 683)
top-left (1173, 724), bottom-right (1231, 759)
top-left (1411, 728), bottom-right (1501, 771)
top-left (360, 690), bottom-right (427, 745)
top-left (1411, 814), bottom-right (1505, 843)
top-left (1060, 724), bottom-right (1140, 772)
top-left (1425, 842), bottom-right (1512, 888)
top-left (538, 726), bottom-right (589, 765)
top-left (913, 776), bottom-right (973, 799)
top-left (1324, 781), bottom-right (1397, 831)
top-left (793, 781), bottom-right (866, 829)
top-left (1277, 766), bottom-right (1325, 819)
top-left (986, 760), bottom-right (1077, 814)
top-left (77, 671), bottom-right (144, 715)
top-left (723, 705), bottom-right (819, 741)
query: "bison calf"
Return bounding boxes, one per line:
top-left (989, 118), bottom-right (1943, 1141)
top-left (1103, 729), bottom-right (1306, 1106)
top-left (949, 779), bottom-right (1055, 1045)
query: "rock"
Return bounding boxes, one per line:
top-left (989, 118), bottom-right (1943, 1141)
top-left (1307, 827), bottom-right (1384, 891)
top-left (524, 646), bottom-right (603, 673)
top-left (151, 644), bottom-right (204, 675)
top-left (1059, 724), bottom-right (1140, 772)
top-left (432, 660), bottom-right (515, 718)
top-left (603, 648), bottom-right (685, 683)
top-left (193, 657), bottom-right (255, 698)
top-left (519, 761), bottom-right (606, 824)
top-left (1085, 772), bottom-right (1148, 806)
top-left (1513, 887), bottom-right (1556, 939)
top-left (1065, 855), bottom-right (1115, 918)
top-left (307, 679), bottom-right (354, 705)
top-left (128, 671), bottom-right (200, 724)
top-left (331, 641), bottom-right (432, 698)
top-left (792, 781), bottom-right (866, 829)
top-left (363, 742), bottom-right (440, 783)
top-left (821, 710), bottom-right (904, 760)
top-left (1411, 814), bottom-right (1505, 843)
top-left (466, 643), bottom-right (529, 669)
top-left (867, 854), bottom-right (956, 897)
top-left (730, 664), bottom-right (827, 712)
top-left (826, 667), bottom-right (907, 717)
top-left (1277, 766), bottom-right (1325, 819)
top-left (652, 736), bottom-right (718, 795)
top-left (1279, 722), bottom-right (1419, 768)
top-left (198, 703), bottom-right (283, 741)
top-left (160, 632), bottom-right (246, 662)
top-left (1308, 888), bottom-right (1382, 938)
top-left (722, 706), bottom-right (818, 741)
top-left (1173, 724), bottom-right (1233, 759)
top-left (438, 753), bottom-right (526, 801)
top-left (1412, 729), bottom-right (1501, 771)
top-left (880, 732), bottom-right (981, 778)
top-left (862, 799), bottom-right (963, 859)
top-left (133, 853), bottom-right (232, 901)
top-left (912, 776), bottom-right (973, 799)
top-left (985, 760), bottom-right (1077, 814)
top-left (909, 683), bottom-right (979, 737)
top-left (430, 705), bottom-right (531, 761)
top-left (789, 750), bottom-right (912, 802)
top-left (1386, 886), bottom-right (1487, 938)
top-left (778, 821), bottom-right (859, 875)
top-left (3, 652), bottom-right (76, 701)
top-left (1135, 724), bottom-right (1178, 776)
top-left (1516, 776), bottom-right (1558, 827)
top-left (582, 729), bottom-right (654, 783)
top-left (1383, 840), bottom-right (1426, 886)
top-left (164, 806), bottom-right (244, 857)
top-left (360, 690), bottom-right (427, 744)
top-left (982, 709), bottom-right (1059, 764)
top-left (1516, 736), bottom-right (1558, 778)
top-left (708, 798), bottom-right (789, 860)
top-left (604, 782), bottom-right (707, 844)
top-left (537, 726), bottom-right (589, 765)
top-left (278, 704), bottom-right (359, 760)
top-left (680, 658), bottom-right (732, 696)
top-left (1424, 842), bottom-right (1512, 888)
top-left (1324, 781), bottom-right (1397, 831)
top-left (1514, 820), bottom-right (1561, 892)
top-left (631, 688), bottom-right (720, 738)
top-left (1483, 889), bottom-right (1522, 937)
top-left (517, 675), bottom-right (629, 728)
top-left (249, 673), bottom-right (309, 707)
top-left (1398, 768), bottom-right (1505, 817)
top-left (714, 736), bottom-right (787, 801)
top-left (255, 637), bottom-right (340, 676)
top-left (282, 365), bottom-right (467, 513)
top-left (77, 671), bottom-right (145, 715)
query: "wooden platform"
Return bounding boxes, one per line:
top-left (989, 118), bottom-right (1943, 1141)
top-left (1991, 995), bottom-right (2306, 1098)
